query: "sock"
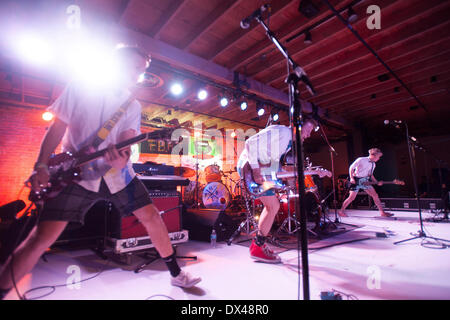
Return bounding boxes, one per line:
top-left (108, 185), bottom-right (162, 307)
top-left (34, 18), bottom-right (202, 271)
top-left (255, 234), bottom-right (266, 247)
top-left (162, 253), bottom-right (181, 277)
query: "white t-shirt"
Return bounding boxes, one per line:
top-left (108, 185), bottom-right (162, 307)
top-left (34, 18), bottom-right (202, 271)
top-left (48, 83), bottom-right (141, 193)
top-left (237, 125), bottom-right (292, 176)
top-left (349, 157), bottom-right (376, 178)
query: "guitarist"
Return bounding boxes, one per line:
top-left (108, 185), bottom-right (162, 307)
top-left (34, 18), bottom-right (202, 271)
top-left (338, 148), bottom-right (394, 218)
top-left (237, 117), bottom-right (317, 263)
top-left (0, 46), bottom-right (200, 299)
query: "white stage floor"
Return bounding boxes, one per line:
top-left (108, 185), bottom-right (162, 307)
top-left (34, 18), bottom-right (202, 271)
top-left (3, 209), bottom-right (450, 300)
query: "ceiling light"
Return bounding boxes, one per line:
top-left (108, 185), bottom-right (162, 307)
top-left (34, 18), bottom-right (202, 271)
top-left (347, 6), bottom-right (358, 23)
top-left (170, 83), bottom-right (183, 95)
top-left (304, 31), bottom-right (312, 45)
top-left (220, 96), bottom-right (229, 107)
top-left (257, 104), bottom-right (265, 116)
top-left (240, 101), bottom-right (248, 111)
top-left (197, 89), bottom-right (208, 100)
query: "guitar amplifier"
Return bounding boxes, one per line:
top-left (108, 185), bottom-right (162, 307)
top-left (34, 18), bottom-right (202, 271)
top-left (109, 190), bottom-right (182, 239)
top-left (106, 190), bottom-right (187, 254)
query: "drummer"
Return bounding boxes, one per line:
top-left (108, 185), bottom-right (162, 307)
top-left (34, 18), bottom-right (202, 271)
top-left (237, 117), bottom-right (317, 263)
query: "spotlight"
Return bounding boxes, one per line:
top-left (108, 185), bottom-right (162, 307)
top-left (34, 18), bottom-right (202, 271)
top-left (347, 6), bottom-right (358, 23)
top-left (290, 106), bottom-right (294, 114)
top-left (257, 104), bottom-right (265, 116)
top-left (272, 111), bottom-right (279, 122)
top-left (304, 31), bottom-right (312, 45)
top-left (197, 89), bottom-right (208, 100)
top-left (314, 124), bottom-right (320, 132)
top-left (220, 96), bottom-right (229, 107)
top-left (170, 83), bottom-right (183, 95)
top-left (240, 101), bottom-right (248, 111)
top-left (42, 111), bottom-right (53, 121)
top-left (230, 131), bottom-right (236, 138)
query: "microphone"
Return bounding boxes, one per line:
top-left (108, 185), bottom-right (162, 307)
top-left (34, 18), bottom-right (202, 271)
top-left (294, 66), bottom-right (316, 95)
top-left (240, 4), bottom-right (270, 29)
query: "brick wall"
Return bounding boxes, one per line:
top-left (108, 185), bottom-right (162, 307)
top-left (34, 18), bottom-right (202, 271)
top-left (0, 104), bottom-right (48, 207)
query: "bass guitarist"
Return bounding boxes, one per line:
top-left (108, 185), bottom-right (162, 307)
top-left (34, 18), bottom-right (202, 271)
top-left (237, 117), bottom-right (317, 263)
top-left (338, 148), bottom-right (394, 218)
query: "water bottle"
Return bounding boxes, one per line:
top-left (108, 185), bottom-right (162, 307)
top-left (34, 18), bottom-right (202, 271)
top-left (210, 229), bottom-right (217, 248)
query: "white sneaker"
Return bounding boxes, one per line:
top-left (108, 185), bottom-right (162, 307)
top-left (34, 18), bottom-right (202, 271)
top-left (171, 270), bottom-right (201, 288)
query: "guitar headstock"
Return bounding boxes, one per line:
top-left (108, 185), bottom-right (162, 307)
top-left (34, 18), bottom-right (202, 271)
top-left (393, 179), bottom-right (405, 185)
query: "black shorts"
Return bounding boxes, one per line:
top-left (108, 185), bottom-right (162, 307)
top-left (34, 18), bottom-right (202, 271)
top-left (39, 177), bottom-right (153, 225)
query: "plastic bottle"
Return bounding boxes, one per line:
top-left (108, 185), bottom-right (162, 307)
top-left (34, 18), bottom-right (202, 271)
top-left (210, 229), bottom-right (217, 248)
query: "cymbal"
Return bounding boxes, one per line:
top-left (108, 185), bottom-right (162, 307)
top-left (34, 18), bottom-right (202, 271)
top-left (174, 166), bottom-right (195, 177)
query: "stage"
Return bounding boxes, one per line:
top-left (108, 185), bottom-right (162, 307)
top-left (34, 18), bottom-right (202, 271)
top-left (3, 208), bottom-right (450, 300)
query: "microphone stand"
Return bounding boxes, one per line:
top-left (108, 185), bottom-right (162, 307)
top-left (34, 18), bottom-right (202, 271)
top-left (254, 14), bottom-right (312, 300)
top-left (394, 122), bottom-right (450, 245)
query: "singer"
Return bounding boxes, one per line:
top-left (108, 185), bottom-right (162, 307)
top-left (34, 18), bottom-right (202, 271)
top-left (339, 148), bottom-right (394, 218)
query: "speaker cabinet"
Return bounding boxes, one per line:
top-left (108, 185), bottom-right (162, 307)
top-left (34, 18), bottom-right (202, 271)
top-left (182, 208), bottom-right (244, 242)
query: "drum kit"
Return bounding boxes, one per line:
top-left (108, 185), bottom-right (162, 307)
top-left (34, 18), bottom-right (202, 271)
top-left (180, 162), bottom-right (244, 211)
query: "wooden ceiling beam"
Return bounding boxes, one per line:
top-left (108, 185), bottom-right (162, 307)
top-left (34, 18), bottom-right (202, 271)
top-left (317, 54), bottom-right (450, 108)
top-left (256, 0), bottom-right (446, 83)
top-left (226, 0), bottom-right (354, 71)
top-left (206, 0), bottom-right (294, 61)
top-left (111, 25), bottom-right (352, 128)
top-left (300, 38), bottom-right (450, 102)
top-left (180, 0), bottom-right (240, 50)
top-left (150, 0), bottom-right (188, 39)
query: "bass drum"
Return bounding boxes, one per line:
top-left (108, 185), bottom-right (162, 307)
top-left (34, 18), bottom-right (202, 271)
top-left (202, 182), bottom-right (230, 210)
top-left (275, 191), bottom-right (322, 225)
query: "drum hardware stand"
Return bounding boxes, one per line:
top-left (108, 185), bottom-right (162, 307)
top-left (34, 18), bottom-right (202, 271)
top-left (227, 181), bottom-right (259, 245)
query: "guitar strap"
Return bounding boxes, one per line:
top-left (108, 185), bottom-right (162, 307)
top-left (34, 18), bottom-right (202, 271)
top-left (91, 92), bottom-right (138, 149)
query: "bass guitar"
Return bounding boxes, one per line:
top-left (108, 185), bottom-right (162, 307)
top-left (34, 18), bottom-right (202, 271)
top-left (345, 177), bottom-right (405, 189)
top-left (28, 128), bottom-right (172, 203)
top-left (241, 162), bottom-right (331, 197)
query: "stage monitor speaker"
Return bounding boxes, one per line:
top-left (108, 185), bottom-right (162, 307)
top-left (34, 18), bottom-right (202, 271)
top-left (380, 197), bottom-right (445, 211)
top-left (182, 208), bottom-right (244, 242)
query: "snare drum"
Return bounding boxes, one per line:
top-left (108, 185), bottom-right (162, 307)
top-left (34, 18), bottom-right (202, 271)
top-left (204, 165), bottom-right (222, 183)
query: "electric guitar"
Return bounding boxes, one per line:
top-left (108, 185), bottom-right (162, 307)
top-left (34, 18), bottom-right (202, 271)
top-left (28, 128), bottom-right (173, 203)
top-left (345, 177), bottom-right (405, 189)
top-left (241, 162), bottom-right (331, 197)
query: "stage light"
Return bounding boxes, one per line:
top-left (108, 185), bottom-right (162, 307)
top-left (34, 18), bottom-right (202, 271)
top-left (271, 108), bottom-right (280, 122)
top-left (347, 6), bottom-right (358, 23)
top-left (194, 131), bottom-right (202, 138)
top-left (304, 31), bottom-right (312, 45)
top-left (257, 104), bottom-right (265, 116)
top-left (16, 34), bottom-right (52, 66)
top-left (290, 106), bottom-right (294, 114)
top-left (170, 83), bottom-right (183, 95)
top-left (240, 101), bottom-right (248, 111)
top-left (220, 96), bottom-right (229, 107)
top-left (314, 124), bottom-right (320, 132)
top-left (230, 131), bottom-right (236, 138)
top-left (197, 89), bottom-right (208, 100)
top-left (42, 111), bottom-right (54, 121)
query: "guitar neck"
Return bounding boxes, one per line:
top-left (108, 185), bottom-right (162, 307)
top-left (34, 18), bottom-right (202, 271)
top-left (75, 129), bottom-right (168, 167)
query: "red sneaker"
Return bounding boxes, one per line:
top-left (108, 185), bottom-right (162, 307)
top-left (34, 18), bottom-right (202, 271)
top-left (249, 239), bottom-right (281, 264)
